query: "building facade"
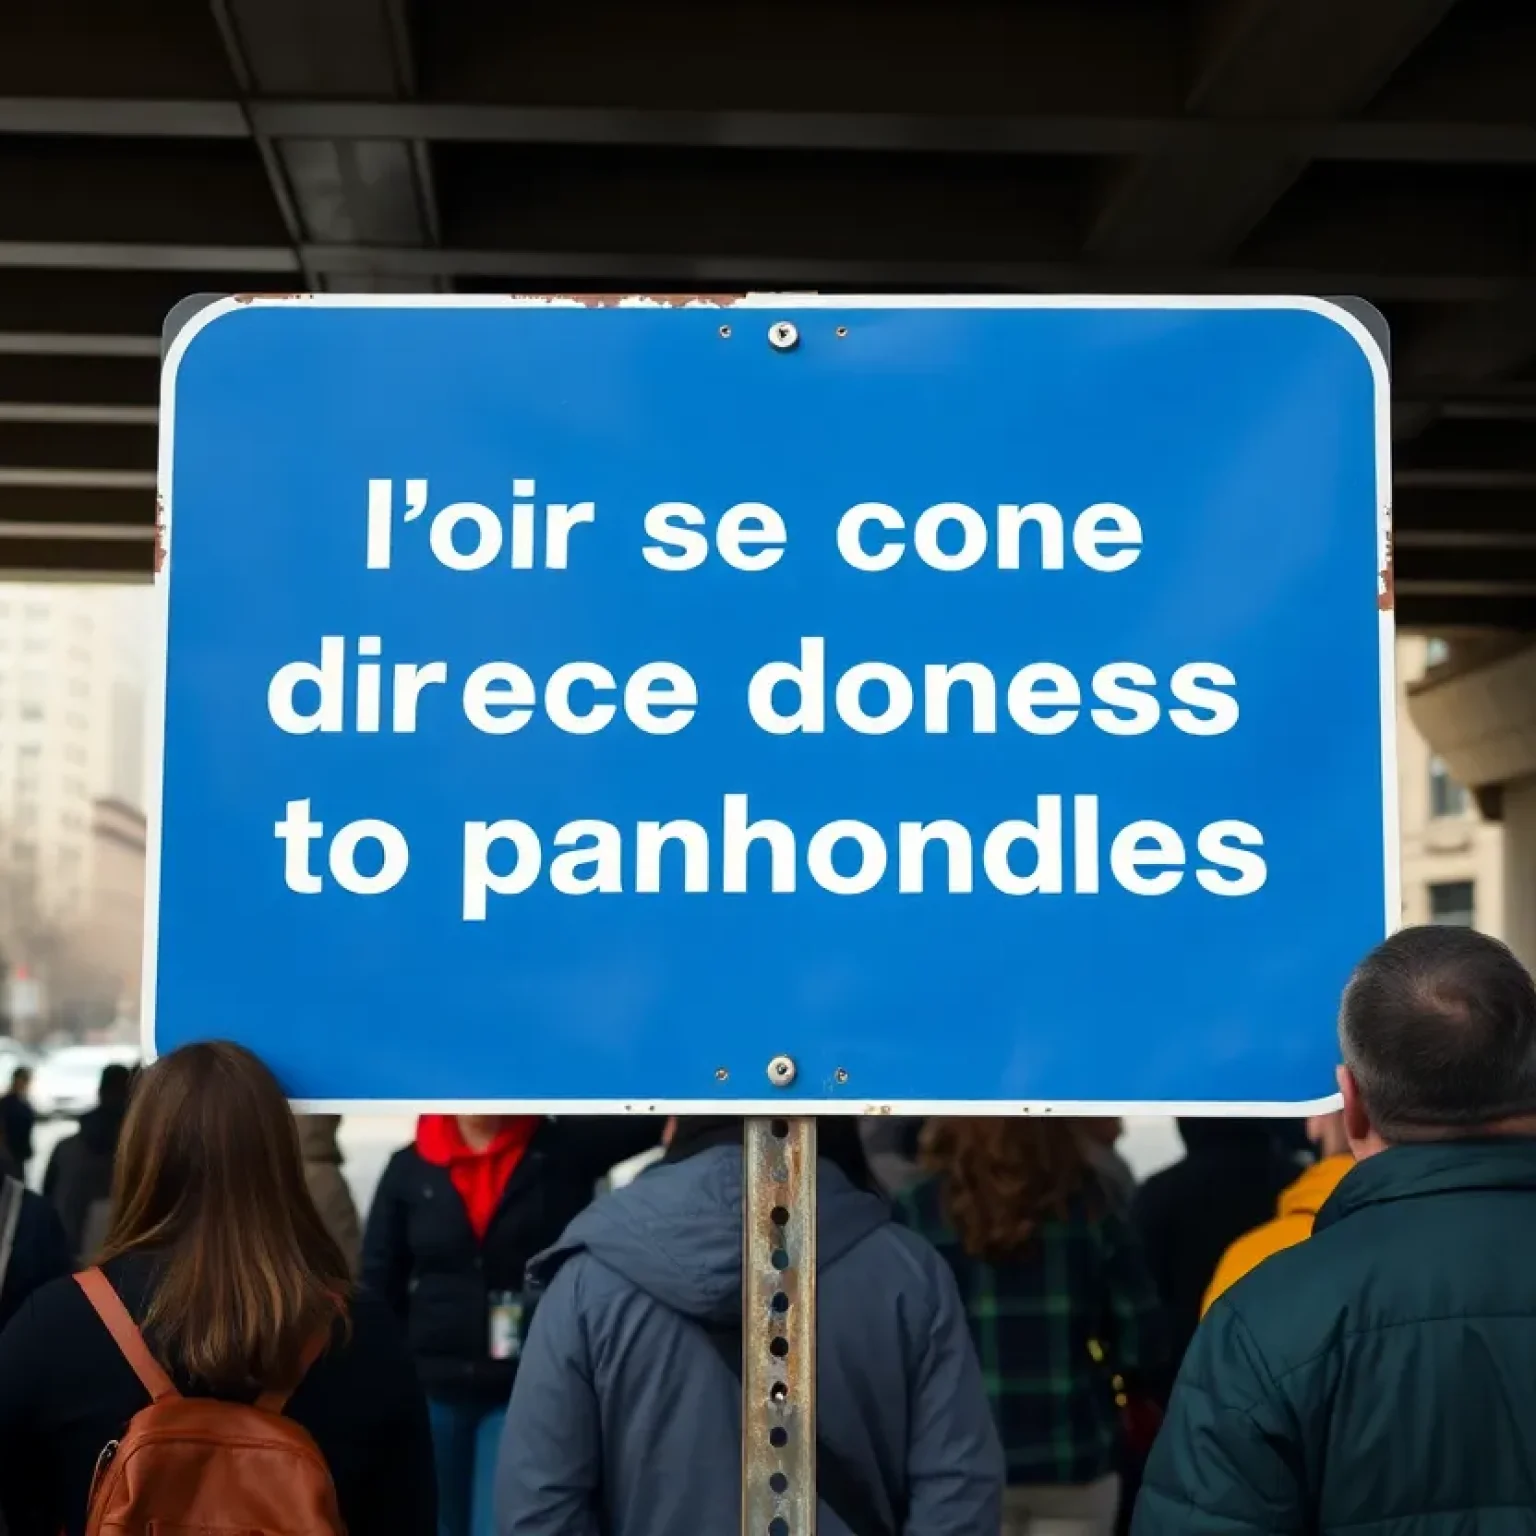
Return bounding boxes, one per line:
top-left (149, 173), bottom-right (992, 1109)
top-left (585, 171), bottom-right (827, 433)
top-left (0, 587), bottom-right (115, 921)
top-left (0, 584), bottom-right (148, 1033)
top-left (88, 797), bottom-right (147, 1021)
top-left (1397, 635), bottom-right (1503, 936)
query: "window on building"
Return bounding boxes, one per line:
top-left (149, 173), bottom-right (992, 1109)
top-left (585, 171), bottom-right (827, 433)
top-left (1429, 880), bottom-right (1476, 927)
top-left (1428, 755), bottom-right (1469, 818)
top-left (19, 702), bottom-right (42, 722)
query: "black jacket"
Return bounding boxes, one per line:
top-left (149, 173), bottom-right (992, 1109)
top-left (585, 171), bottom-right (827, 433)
top-left (1136, 1140), bottom-right (1536, 1534)
top-left (362, 1117), bottom-right (660, 1403)
top-left (0, 1158), bottom-right (70, 1331)
top-left (1129, 1120), bottom-right (1294, 1375)
top-left (42, 1103), bottom-right (125, 1261)
top-left (0, 1253), bottom-right (435, 1536)
top-left (0, 1095), bottom-right (34, 1167)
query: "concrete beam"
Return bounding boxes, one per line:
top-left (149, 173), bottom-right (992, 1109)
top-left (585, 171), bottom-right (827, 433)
top-left (1396, 296), bottom-right (1536, 437)
top-left (1399, 579), bottom-right (1536, 598)
top-left (0, 404), bottom-right (156, 425)
top-left (0, 469), bottom-right (155, 490)
top-left (1397, 471), bottom-right (1536, 491)
top-left (0, 334), bottom-right (159, 358)
top-left (1087, 0), bottom-right (1460, 262)
top-left (0, 239), bottom-right (1526, 302)
top-left (5, 96), bottom-right (1536, 164)
top-left (213, 0), bottom-right (441, 292)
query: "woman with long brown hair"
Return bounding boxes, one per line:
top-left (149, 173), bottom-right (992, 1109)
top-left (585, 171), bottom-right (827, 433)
top-left (0, 1041), bottom-right (435, 1536)
top-left (898, 1118), bottom-right (1167, 1536)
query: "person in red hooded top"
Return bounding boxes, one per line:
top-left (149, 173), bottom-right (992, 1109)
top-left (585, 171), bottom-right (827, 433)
top-left (362, 1114), bottom-right (661, 1536)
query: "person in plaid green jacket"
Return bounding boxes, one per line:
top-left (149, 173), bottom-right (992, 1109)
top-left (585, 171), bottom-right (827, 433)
top-left (897, 1120), bottom-right (1167, 1536)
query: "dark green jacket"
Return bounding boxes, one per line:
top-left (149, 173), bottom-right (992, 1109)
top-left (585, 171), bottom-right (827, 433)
top-left (1135, 1139), bottom-right (1536, 1534)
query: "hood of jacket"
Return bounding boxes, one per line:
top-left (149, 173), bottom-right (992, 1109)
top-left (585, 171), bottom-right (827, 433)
top-left (1276, 1154), bottom-right (1354, 1220)
top-left (529, 1143), bottom-right (893, 1326)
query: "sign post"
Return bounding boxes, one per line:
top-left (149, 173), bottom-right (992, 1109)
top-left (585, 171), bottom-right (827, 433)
top-left (743, 1115), bottom-right (816, 1533)
top-left (151, 293), bottom-right (1392, 1534)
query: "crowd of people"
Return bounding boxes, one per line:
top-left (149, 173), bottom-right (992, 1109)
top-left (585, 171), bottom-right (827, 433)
top-left (0, 923), bottom-right (1533, 1533)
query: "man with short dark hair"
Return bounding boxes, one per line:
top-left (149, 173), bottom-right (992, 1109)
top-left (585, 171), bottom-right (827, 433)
top-left (1136, 926), bottom-right (1536, 1534)
top-left (0, 1066), bottom-right (35, 1176)
top-left (41, 1063), bottom-right (133, 1261)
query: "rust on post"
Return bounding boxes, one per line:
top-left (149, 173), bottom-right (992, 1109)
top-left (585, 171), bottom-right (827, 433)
top-left (743, 1117), bottom-right (817, 1535)
top-left (154, 493), bottom-right (166, 574)
top-left (1377, 523), bottom-right (1395, 612)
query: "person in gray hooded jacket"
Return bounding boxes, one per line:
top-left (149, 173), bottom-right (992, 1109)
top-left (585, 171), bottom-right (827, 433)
top-left (494, 1116), bottom-right (1003, 1536)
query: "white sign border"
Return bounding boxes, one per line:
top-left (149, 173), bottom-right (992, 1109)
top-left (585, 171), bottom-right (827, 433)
top-left (144, 292), bottom-right (1396, 1117)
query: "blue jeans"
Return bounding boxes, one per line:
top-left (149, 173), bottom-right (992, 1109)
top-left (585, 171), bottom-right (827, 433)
top-left (428, 1398), bottom-right (506, 1536)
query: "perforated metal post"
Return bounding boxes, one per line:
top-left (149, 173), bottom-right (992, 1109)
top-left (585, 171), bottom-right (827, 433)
top-left (743, 1116), bottom-right (817, 1535)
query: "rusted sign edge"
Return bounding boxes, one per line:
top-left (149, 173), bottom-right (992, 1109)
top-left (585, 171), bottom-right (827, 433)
top-left (223, 291), bottom-right (746, 309)
top-left (153, 493), bottom-right (166, 575)
top-left (506, 292), bottom-right (747, 308)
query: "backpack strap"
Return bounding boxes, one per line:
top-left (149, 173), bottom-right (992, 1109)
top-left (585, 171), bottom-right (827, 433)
top-left (75, 1268), bottom-right (178, 1404)
top-left (254, 1322), bottom-right (333, 1415)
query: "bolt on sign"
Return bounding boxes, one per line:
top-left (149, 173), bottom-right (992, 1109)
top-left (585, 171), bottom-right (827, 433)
top-left (146, 295), bottom-right (1393, 1113)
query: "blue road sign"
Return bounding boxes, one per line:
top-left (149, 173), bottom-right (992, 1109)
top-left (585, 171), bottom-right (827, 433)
top-left (149, 296), bottom-right (1392, 1110)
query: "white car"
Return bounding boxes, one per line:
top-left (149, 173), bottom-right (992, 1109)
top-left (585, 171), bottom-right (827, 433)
top-left (30, 1043), bottom-right (139, 1120)
top-left (0, 1039), bottom-right (37, 1086)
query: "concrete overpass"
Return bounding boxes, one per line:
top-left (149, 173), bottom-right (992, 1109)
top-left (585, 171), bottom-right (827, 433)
top-left (3, 0), bottom-right (1536, 956)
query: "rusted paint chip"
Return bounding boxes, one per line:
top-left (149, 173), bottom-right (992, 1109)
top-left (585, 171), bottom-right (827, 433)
top-left (153, 494), bottom-right (167, 574)
top-left (509, 292), bottom-right (746, 309)
top-left (1377, 526), bottom-right (1395, 613)
top-left (232, 292), bottom-right (313, 305)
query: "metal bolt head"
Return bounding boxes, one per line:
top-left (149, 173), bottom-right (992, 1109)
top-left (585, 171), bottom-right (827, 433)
top-left (767, 1054), bottom-right (797, 1087)
top-left (715, 1067), bottom-right (729, 1082)
top-left (834, 1067), bottom-right (849, 1085)
top-left (768, 321), bottom-right (800, 351)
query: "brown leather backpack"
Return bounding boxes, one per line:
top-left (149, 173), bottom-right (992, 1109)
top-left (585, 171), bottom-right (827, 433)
top-left (75, 1268), bottom-right (345, 1536)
